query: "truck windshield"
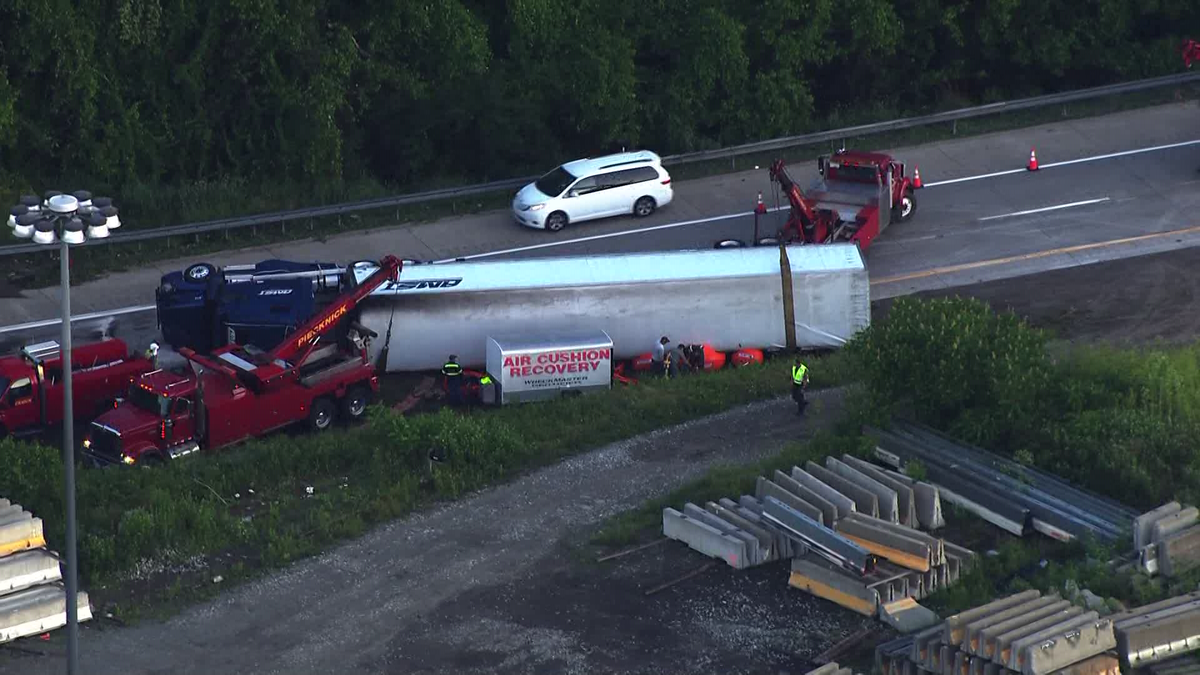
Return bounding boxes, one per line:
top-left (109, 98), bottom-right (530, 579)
top-left (128, 387), bottom-right (170, 417)
top-left (534, 166), bottom-right (577, 197)
top-left (830, 164), bottom-right (880, 183)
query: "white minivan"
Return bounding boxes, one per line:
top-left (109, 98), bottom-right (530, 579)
top-left (512, 151), bottom-right (674, 232)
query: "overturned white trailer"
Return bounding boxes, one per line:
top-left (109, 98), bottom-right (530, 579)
top-left (353, 243), bottom-right (871, 373)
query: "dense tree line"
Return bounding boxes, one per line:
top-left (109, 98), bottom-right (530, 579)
top-left (0, 0), bottom-right (1195, 202)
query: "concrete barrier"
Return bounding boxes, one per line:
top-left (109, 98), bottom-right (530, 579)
top-left (841, 455), bottom-right (919, 528)
top-left (827, 457), bottom-right (900, 524)
top-left (1002, 611), bottom-right (1101, 671)
top-left (662, 507), bottom-right (749, 569)
top-left (806, 461), bottom-right (880, 518)
top-left (0, 509), bottom-right (45, 557)
top-left (0, 583), bottom-right (93, 645)
top-left (0, 549), bottom-right (62, 597)
top-left (1146, 653), bottom-right (1200, 675)
top-left (881, 597), bottom-right (940, 633)
top-left (773, 470), bottom-right (839, 527)
top-left (944, 590), bottom-right (1042, 645)
top-left (789, 555), bottom-right (881, 617)
top-left (835, 515), bottom-right (936, 572)
top-left (1115, 596), bottom-right (1200, 668)
top-left (961, 595), bottom-right (1067, 655)
top-left (792, 466), bottom-right (857, 521)
top-left (1160, 527), bottom-right (1200, 578)
top-left (756, 477), bottom-right (824, 526)
top-left (1153, 508), bottom-right (1200, 544)
top-left (1139, 502), bottom-right (1185, 549)
top-left (682, 503), bottom-right (763, 567)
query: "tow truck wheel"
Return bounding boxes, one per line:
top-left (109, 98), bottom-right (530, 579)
top-left (141, 454), bottom-right (164, 469)
top-left (894, 192), bottom-right (917, 222)
top-left (342, 385), bottom-right (371, 421)
top-left (309, 397), bottom-right (337, 432)
top-left (545, 211), bottom-right (568, 232)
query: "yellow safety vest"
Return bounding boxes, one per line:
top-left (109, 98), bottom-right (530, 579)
top-left (442, 362), bottom-right (462, 377)
top-left (792, 364), bottom-right (808, 385)
top-left (480, 375), bottom-right (493, 385)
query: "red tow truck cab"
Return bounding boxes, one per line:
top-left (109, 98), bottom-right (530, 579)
top-left (83, 256), bottom-right (403, 467)
top-left (0, 339), bottom-right (154, 439)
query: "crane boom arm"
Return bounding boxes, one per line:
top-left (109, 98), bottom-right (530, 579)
top-left (266, 255), bottom-right (403, 365)
top-left (768, 159), bottom-right (818, 228)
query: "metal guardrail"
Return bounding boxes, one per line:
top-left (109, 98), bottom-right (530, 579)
top-left (3, 70), bottom-right (1199, 258)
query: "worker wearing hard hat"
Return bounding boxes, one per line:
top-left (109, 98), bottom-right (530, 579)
top-left (791, 355), bottom-right (810, 415)
top-left (442, 354), bottom-right (464, 407)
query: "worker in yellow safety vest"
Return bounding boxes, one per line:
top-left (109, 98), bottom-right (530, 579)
top-left (791, 356), bottom-right (810, 416)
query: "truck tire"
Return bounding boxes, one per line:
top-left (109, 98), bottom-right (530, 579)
top-left (633, 197), bottom-right (657, 218)
top-left (309, 397), bottom-right (337, 432)
top-left (341, 385), bottom-right (372, 421)
top-left (545, 211), bottom-right (568, 232)
top-left (141, 454), bottom-right (164, 468)
top-left (184, 263), bottom-right (218, 284)
top-left (714, 239), bottom-right (746, 249)
top-left (893, 191), bottom-right (917, 222)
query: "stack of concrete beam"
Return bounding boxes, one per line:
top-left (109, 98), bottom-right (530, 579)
top-left (1134, 502), bottom-right (1200, 578)
top-left (866, 422), bottom-right (1138, 543)
top-left (0, 498), bottom-right (92, 644)
top-left (1146, 653), bottom-right (1200, 675)
top-left (1112, 591), bottom-right (1200, 669)
top-left (875, 590), bottom-right (1120, 675)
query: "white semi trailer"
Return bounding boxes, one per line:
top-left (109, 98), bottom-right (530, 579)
top-left (351, 243), bottom-right (870, 373)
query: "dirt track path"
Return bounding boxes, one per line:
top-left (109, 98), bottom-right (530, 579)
top-left (6, 391), bottom-right (847, 675)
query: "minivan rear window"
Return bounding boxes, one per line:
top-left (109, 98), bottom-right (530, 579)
top-left (535, 167), bottom-right (578, 197)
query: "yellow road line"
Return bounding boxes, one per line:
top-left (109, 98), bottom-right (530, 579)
top-left (872, 224), bottom-right (1200, 286)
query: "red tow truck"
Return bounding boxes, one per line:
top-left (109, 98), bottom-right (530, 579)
top-left (82, 256), bottom-right (403, 466)
top-left (768, 149), bottom-right (918, 252)
top-left (0, 338), bottom-right (154, 439)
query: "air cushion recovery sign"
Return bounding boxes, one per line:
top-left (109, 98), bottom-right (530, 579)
top-left (381, 278), bottom-right (463, 292)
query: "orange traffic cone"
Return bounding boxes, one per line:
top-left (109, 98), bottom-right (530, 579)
top-left (755, 191), bottom-right (767, 214)
top-left (912, 166), bottom-right (923, 189)
top-left (1027, 148), bottom-right (1039, 171)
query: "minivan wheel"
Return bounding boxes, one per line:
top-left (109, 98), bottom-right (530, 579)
top-left (634, 197), bottom-right (656, 218)
top-left (545, 211), bottom-right (568, 232)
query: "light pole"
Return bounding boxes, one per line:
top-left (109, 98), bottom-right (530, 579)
top-left (8, 190), bottom-right (120, 675)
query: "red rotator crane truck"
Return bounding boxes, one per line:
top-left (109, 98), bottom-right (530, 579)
top-left (82, 256), bottom-right (403, 466)
top-left (767, 149), bottom-right (917, 252)
top-left (0, 338), bottom-right (154, 439)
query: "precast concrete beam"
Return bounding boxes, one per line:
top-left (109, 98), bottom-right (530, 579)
top-left (792, 466), bottom-right (857, 521)
top-left (881, 597), bottom-right (940, 633)
top-left (0, 583), bottom-right (93, 645)
top-left (1112, 591), bottom-right (1200, 624)
top-left (806, 461), bottom-right (880, 518)
top-left (0, 512), bottom-right (45, 558)
top-left (869, 561), bottom-right (915, 604)
top-left (939, 644), bottom-right (958, 675)
top-left (828, 456), bottom-right (900, 524)
top-left (0, 549), bottom-right (62, 597)
top-left (1115, 597), bottom-right (1200, 668)
top-left (944, 590), bottom-right (1042, 645)
top-left (738, 494), bottom-right (764, 514)
top-left (805, 662), bottom-right (843, 675)
top-left (835, 514), bottom-right (936, 572)
top-left (1048, 653), bottom-right (1120, 675)
top-left (774, 469), bottom-right (839, 527)
top-left (841, 455), bottom-right (919, 528)
top-left (945, 541), bottom-right (977, 577)
top-left (910, 624), bottom-right (943, 664)
top-left (662, 507), bottom-right (749, 569)
top-left (1161, 527), bottom-right (1200, 578)
top-left (1003, 611), bottom-right (1101, 672)
top-left (1146, 653), bottom-right (1200, 675)
top-left (789, 555), bottom-right (881, 617)
top-left (1153, 508), bottom-right (1200, 545)
top-left (1137, 502), bottom-right (1184, 551)
top-left (757, 477), bottom-right (825, 526)
top-left (763, 496), bottom-right (873, 575)
top-left (963, 596), bottom-right (1067, 655)
top-left (932, 479), bottom-right (1030, 537)
top-left (844, 512), bottom-right (947, 564)
top-left (707, 501), bottom-right (775, 553)
top-left (1016, 615), bottom-right (1115, 675)
top-left (913, 481), bottom-right (947, 530)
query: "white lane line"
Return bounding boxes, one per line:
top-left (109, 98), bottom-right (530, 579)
top-left (430, 206), bottom-right (790, 263)
top-left (5, 137), bottom-right (1199, 333)
top-left (923, 139), bottom-right (1200, 187)
top-left (977, 198), bottom-right (1111, 222)
top-left (0, 304), bottom-right (158, 334)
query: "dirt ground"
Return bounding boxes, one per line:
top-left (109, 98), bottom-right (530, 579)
top-left (8, 249), bottom-right (1200, 675)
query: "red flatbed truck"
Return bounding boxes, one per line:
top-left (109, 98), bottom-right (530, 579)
top-left (0, 338), bottom-right (154, 439)
top-left (82, 256), bottom-right (403, 466)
